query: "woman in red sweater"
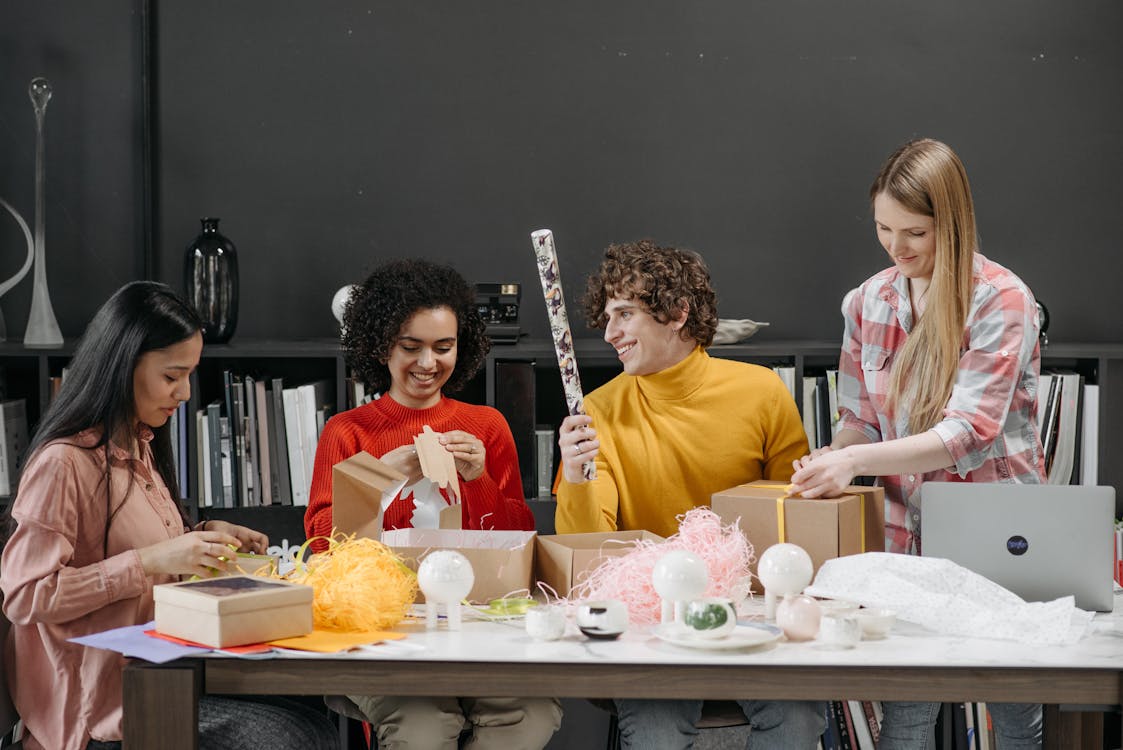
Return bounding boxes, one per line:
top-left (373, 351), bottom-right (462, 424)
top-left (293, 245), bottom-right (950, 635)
top-left (305, 259), bottom-right (558, 750)
top-left (305, 259), bottom-right (535, 541)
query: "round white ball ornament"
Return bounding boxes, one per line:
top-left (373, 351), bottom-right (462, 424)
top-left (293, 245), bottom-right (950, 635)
top-left (757, 543), bottom-right (814, 620)
top-left (651, 550), bottom-right (709, 624)
top-left (330, 284), bottom-right (358, 329)
top-left (417, 550), bottom-right (475, 629)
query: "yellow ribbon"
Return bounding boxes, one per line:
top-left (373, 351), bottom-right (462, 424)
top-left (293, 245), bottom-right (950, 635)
top-left (775, 495), bottom-right (787, 543)
top-left (754, 483), bottom-right (867, 551)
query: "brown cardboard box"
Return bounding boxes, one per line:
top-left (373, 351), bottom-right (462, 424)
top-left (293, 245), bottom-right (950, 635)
top-left (153, 575), bottom-right (313, 648)
top-left (331, 451), bottom-right (408, 540)
top-left (535, 531), bottom-right (664, 597)
top-left (710, 481), bottom-right (885, 591)
top-left (381, 528), bottom-right (536, 604)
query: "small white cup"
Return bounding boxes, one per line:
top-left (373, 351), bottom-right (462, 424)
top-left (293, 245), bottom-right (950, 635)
top-left (855, 608), bottom-right (897, 640)
top-left (576, 600), bottom-right (629, 640)
top-left (525, 605), bottom-right (567, 641)
top-left (682, 597), bottom-right (737, 639)
top-left (818, 612), bottom-right (861, 649)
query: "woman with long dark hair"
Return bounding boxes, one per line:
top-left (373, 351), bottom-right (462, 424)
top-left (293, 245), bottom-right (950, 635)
top-left (1, 281), bottom-right (337, 750)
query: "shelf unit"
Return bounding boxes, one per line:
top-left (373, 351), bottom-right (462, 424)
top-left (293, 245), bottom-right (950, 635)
top-left (3, 338), bottom-right (1121, 543)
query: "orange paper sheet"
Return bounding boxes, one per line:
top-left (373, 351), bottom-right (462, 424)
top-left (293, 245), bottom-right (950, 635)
top-left (145, 627), bottom-right (406, 654)
top-left (268, 629), bottom-right (407, 653)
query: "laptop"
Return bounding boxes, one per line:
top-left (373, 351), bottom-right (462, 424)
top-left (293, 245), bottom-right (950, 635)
top-left (921, 482), bottom-right (1115, 612)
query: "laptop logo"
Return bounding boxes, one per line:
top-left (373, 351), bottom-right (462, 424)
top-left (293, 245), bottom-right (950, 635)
top-left (1006, 535), bottom-right (1029, 556)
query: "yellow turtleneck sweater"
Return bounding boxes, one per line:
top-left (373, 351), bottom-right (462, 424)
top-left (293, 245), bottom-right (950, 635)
top-left (556, 347), bottom-right (809, 537)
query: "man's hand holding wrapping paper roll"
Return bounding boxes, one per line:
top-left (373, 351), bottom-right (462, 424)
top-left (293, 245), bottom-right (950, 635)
top-left (531, 228), bottom-right (596, 482)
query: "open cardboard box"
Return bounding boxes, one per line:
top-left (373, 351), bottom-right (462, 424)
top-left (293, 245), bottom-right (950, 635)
top-left (153, 575), bottom-right (313, 648)
top-left (710, 480), bottom-right (884, 592)
top-left (331, 451), bottom-right (409, 540)
top-left (535, 530), bottom-right (664, 597)
top-left (331, 450), bottom-right (464, 538)
top-left (381, 528), bottom-right (536, 604)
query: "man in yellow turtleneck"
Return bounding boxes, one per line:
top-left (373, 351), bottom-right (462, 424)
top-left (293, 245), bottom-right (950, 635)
top-left (555, 239), bottom-right (824, 750)
top-left (556, 239), bottom-right (809, 536)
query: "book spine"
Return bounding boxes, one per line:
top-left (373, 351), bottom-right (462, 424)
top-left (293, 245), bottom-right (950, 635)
top-left (270, 378), bottom-right (293, 505)
top-left (282, 388), bottom-right (308, 506)
top-left (254, 379), bottom-right (273, 506)
top-left (837, 700), bottom-right (854, 750)
top-left (861, 700), bottom-right (880, 744)
top-left (222, 371), bottom-right (243, 506)
top-left (206, 403), bottom-right (224, 508)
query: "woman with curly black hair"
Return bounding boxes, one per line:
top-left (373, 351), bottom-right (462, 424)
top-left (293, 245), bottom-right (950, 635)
top-left (303, 259), bottom-right (558, 750)
top-left (304, 258), bottom-right (535, 539)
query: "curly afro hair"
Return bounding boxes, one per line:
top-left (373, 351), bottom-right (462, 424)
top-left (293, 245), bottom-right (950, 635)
top-left (582, 239), bottom-right (718, 347)
top-left (342, 259), bottom-right (490, 395)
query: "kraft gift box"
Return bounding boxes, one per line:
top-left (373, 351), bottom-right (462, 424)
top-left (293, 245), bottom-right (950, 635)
top-left (153, 575), bottom-right (313, 648)
top-left (331, 451), bottom-right (409, 540)
top-left (535, 530), bottom-right (664, 597)
top-left (381, 528), bottom-right (536, 604)
top-left (710, 480), bottom-right (885, 591)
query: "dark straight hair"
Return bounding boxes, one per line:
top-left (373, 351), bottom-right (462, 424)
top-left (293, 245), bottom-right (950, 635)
top-left (3, 281), bottom-right (202, 545)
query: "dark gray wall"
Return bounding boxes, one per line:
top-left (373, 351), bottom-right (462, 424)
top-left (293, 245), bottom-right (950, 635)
top-left (5, 2), bottom-right (1122, 345)
top-left (151, 1), bottom-right (1123, 344)
top-left (0, 0), bottom-right (145, 340)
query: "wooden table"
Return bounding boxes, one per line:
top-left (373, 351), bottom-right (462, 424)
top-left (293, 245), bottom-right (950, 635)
top-left (123, 597), bottom-right (1123, 749)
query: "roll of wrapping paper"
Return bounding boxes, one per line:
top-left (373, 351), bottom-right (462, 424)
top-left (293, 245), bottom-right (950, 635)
top-left (531, 229), bottom-right (596, 481)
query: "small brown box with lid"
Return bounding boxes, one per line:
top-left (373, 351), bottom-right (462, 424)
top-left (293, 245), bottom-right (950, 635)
top-left (153, 575), bottom-right (313, 648)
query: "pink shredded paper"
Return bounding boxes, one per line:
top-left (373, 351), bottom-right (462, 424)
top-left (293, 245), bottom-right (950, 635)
top-left (567, 507), bottom-right (755, 625)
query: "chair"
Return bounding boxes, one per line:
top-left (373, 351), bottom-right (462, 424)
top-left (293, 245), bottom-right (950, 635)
top-left (600, 699), bottom-right (751, 750)
top-left (0, 608), bottom-right (21, 748)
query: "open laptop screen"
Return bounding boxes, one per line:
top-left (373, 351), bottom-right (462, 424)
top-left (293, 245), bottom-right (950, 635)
top-left (920, 482), bottom-right (1114, 612)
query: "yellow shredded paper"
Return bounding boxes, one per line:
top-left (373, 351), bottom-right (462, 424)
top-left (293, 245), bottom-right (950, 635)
top-left (284, 533), bottom-right (418, 631)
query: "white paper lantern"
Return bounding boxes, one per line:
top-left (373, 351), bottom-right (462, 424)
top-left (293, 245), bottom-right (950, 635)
top-left (651, 550), bottom-right (709, 624)
top-left (757, 543), bottom-right (813, 621)
top-left (330, 284), bottom-right (358, 329)
top-left (417, 550), bottom-right (474, 630)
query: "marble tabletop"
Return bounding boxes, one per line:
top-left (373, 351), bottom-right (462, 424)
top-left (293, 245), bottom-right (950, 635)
top-left (261, 591), bottom-right (1123, 672)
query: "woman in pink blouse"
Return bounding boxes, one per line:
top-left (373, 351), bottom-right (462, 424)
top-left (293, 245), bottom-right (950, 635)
top-left (0, 282), bottom-right (337, 750)
top-left (790, 139), bottom-right (1044, 748)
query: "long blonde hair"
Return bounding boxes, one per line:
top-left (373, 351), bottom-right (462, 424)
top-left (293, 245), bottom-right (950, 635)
top-left (872, 139), bottom-right (977, 435)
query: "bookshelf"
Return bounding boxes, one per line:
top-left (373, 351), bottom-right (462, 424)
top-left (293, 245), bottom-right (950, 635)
top-left (2, 338), bottom-right (1121, 541)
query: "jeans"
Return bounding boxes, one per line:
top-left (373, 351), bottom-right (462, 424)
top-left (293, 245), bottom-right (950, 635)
top-left (879, 701), bottom-right (1042, 749)
top-left (614, 698), bottom-right (826, 750)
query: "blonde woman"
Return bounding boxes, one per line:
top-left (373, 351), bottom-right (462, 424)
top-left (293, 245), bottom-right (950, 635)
top-left (791, 138), bottom-right (1043, 748)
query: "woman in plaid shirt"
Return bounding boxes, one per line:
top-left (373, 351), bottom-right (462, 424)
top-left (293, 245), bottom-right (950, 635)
top-left (790, 139), bottom-right (1044, 749)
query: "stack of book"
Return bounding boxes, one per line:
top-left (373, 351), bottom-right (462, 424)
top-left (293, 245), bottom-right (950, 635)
top-left (1037, 371), bottom-right (1098, 486)
top-left (181, 373), bottom-right (335, 508)
top-left (818, 701), bottom-right (996, 750)
top-left (0, 399), bottom-right (29, 498)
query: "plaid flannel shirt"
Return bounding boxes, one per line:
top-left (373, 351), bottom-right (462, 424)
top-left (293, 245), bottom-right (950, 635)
top-left (836, 253), bottom-right (1046, 555)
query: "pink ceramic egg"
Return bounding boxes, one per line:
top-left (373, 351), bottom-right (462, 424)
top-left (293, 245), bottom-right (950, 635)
top-left (775, 594), bottom-right (821, 641)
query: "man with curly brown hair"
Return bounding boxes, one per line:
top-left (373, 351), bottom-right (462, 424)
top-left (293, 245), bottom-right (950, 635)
top-left (556, 240), bottom-right (810, 537)
top-left (556, 240), bottom-right (823, 749)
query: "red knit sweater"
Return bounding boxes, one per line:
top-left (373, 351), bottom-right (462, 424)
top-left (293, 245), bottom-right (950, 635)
top-left (303, 395), bottom-right (534, 549)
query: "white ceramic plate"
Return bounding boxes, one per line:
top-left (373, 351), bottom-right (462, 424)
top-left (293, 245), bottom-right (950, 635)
top-left (653, 622), bottom-right (782, 651)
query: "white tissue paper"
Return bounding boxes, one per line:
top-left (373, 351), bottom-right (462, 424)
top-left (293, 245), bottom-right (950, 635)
top-left (804, 552), bottom-right (1094, 646)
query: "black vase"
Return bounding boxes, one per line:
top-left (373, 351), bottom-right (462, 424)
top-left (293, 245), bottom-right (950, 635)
top-left (184, 217), bottom-right (239, 343)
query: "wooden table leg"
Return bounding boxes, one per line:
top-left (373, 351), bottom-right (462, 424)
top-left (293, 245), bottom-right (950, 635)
top-left (122, 660), bottom-right (199, 750)
top-left (1044, 705), bottom-right (1105, 750)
